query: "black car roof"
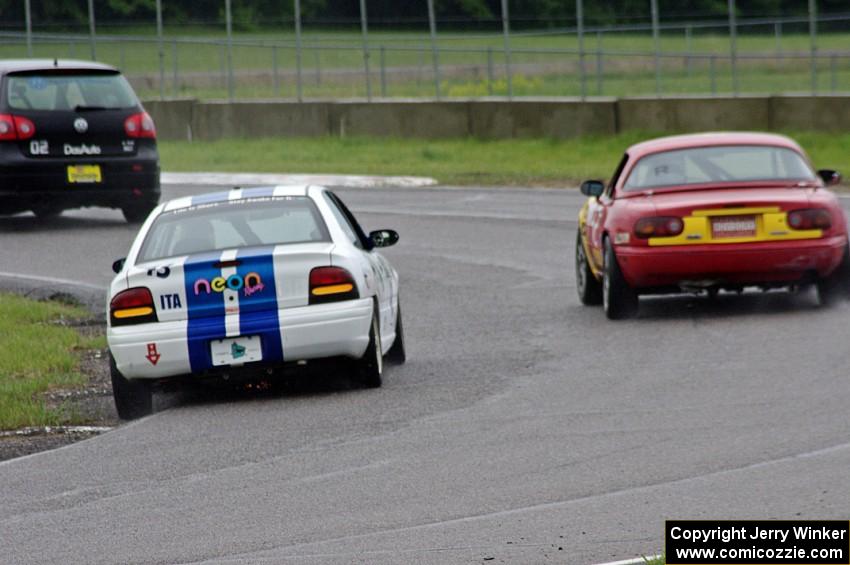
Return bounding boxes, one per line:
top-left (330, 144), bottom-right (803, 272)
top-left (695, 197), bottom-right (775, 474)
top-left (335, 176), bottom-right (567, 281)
top-left (0, 59), bottom-right (118, 75)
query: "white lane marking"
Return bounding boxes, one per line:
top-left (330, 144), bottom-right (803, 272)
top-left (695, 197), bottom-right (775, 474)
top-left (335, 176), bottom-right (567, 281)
top-left (0, 426), bottom-right (113, 438)
top-left (195, 437), bottom-right (850, 563)
top-left (161, 172), bottom-right (437, 188)
top-left (219, 249), bottom-right (240, 337)
top-left (353, 206), bottom-right (574, 223)
top-left (0, 271), bottom-right (105, 291)
top-left (0, 415), bottom-right (154, 468)
top-left (593, 555), bottom-right (663, 565)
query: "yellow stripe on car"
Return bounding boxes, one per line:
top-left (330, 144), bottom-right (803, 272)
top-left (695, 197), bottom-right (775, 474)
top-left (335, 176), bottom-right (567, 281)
top-left (311, 283), bottom-right (354, 296)
top-left (649, 207), bottom-right (822, 246)
top-left (113, 307), bottom-right (154, 319)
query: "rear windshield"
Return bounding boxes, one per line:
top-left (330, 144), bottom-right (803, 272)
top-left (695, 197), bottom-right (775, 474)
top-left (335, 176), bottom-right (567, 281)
top-left (623, 145), bottom-right (816, 191)
top-left (6, 72), bottom-right (138, 111)
top-left (137, 196), bottom-right (331, 262)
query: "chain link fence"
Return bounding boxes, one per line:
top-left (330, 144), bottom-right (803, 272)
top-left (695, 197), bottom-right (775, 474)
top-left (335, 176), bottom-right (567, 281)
top-left (1, 1), bottom-right (849, 101)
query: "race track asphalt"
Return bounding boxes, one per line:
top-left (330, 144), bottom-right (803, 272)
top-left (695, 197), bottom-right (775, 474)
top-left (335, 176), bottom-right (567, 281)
top-left (1, 184), bottom-right (850, 564)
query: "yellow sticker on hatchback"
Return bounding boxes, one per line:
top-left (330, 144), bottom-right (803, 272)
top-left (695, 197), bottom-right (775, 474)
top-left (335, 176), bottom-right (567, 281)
top-left (67, 164), bottom-right (102, 184)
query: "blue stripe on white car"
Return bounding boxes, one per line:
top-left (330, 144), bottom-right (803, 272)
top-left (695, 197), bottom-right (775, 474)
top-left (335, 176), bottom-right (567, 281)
top-left (237, 246), bottom-right (284, 365)
top-left (184, 251), bottom-right (228, 372)
top-left (183, 247), bottom-right (284, 372)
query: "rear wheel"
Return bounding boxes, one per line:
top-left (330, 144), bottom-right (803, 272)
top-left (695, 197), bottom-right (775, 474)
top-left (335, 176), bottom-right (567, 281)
top-left (575, 231), bottom-right (602, 305)
top-left (121, 200), bottom-right (158, 224)
top-left (354, 312), bottom-right (383, 388)
top-left (385, 303), bottom-right (406, 364)
top-left (32, 205), bottom-right (63, 221)
top-left (602, 238), bottom-right (639, 320)
top-left (110, 353), bottom-right (153, 420)
top-left (816, 243), bottom-right (850, 306)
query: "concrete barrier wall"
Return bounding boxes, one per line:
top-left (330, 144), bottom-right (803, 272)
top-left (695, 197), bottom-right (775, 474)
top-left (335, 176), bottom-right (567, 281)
top-left (769, 95), bottom-right (850, 131)
top-left (468, 98), bottom-right (618, 139)
top-left (328, 101), bottom-right (471, 138)
top-left (617, 96), bottom-right (771, 132)
top-left (141, 98), bottom-right (195, 141)
top-left (191, 101), bottom-right (330, 141)
top-left (141, 96), bottom-right (849, 142)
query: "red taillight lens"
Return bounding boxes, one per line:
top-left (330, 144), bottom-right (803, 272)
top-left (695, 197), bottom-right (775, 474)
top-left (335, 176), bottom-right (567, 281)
top-left (0, 115), bottom-right (14, 140)
top-left (110, 287), bottom-right (157, 326)
top-left (309, 267), bottom-right (359, 304)
top-left (12, 116), bottom-right (35, 139)
top-left (634, 216), bottom-right (684, 239)
top-left (787, 209), bottom-right (832, 230)
top-left (0, 114), bottom-right (35, 141)
top-left (124, 112), bottom-right (156, 139)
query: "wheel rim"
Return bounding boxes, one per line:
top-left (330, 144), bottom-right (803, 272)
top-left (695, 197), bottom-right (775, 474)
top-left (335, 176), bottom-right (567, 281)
top-left (575, 240), bottom-right (587, 295)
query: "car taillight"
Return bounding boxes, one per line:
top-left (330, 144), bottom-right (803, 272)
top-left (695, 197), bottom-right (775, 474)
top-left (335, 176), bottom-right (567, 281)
top-left (309, 267), bottom-right (359, 304)
top-left (0, 114), bottom-right (35, 141)
top-left (124, 112), bottom-right (156, 139)
top-left (634, 216), bottom-right (684, 238)
top-left (110, 287), bottom-right (158, 326)
top-left (787, 209), bottom-right (832, 230)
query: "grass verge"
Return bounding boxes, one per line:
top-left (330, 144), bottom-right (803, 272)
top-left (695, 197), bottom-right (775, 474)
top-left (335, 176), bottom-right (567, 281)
top-left (159, 132), bottom-right (850, 187)
top-left (0, 293), bottom-right (106, 430)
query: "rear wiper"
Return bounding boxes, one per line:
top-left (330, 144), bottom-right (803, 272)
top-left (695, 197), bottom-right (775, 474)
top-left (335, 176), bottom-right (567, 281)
top-left (74, 105), bottom-right (108, 112)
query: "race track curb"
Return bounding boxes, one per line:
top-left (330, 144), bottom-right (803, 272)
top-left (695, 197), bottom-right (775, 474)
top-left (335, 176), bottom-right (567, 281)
top-left (0, 271), bottom-right (106, 315)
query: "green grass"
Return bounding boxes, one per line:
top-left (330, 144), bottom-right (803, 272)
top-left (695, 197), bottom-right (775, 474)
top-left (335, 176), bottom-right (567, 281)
top-left (0, 293), bottom-right (104, 430)
top-left (158, 131), bottom-right (850, 187)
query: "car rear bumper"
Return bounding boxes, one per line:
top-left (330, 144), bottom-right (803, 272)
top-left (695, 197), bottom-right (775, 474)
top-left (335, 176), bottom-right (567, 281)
top-left (108, 298), bottom-right (374, 381)
top-left (0, 146), bottom-right (160, 213)
top-left (616, 235), bottom-right (847, 289)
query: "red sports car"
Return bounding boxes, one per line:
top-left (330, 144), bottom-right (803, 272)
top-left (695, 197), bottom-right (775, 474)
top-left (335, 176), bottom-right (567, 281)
top-left (576, 132), bottom-right (849, 319)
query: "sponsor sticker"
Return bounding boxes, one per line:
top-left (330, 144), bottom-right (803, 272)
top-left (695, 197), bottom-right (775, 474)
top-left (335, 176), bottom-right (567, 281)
top-left (145, 343), bottom-right (161, 366)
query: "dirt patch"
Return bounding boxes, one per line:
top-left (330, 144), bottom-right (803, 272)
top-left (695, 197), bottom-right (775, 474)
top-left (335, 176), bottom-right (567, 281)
top-left (0, 324), bottom-right (118, 464)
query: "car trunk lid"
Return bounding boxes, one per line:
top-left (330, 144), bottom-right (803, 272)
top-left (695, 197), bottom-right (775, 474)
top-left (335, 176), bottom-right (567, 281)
top-left (127, 242), bottom-right (335, 324)
top-left (644, 186), bottom-right (820, 246)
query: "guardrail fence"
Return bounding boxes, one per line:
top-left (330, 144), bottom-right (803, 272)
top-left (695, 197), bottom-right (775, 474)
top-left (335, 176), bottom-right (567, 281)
top-left (1, 1), bottom-right (849, 102)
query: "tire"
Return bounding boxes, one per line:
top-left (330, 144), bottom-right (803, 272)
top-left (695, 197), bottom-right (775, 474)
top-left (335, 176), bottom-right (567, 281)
top-left (575, 230), bottom-right (603, 306)
top-left (602, 238), bottom-right (639, 320)
top-left (121, 200), bottom-right (158, 224)
top-left (385, 303), bottom-right (406, 364)
top-left (816, 243), bottom-right (850, 306)
top-left (32, 205), bottom-right (63, 221)
top-left (110, 353), bottom-right (153, 420)
top-left (354, 312), bottom-right (383, 388)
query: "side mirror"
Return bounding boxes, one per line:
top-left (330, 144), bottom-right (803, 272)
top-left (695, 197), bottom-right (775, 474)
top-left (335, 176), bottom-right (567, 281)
top-left (112, 258), bottom-right (126, 274)
top-left (369, 229), bottom-right (399, 248)
top-left (580, 180), bottom-right (605, 198)
top-left (817, 169), bottom-right (841, 186)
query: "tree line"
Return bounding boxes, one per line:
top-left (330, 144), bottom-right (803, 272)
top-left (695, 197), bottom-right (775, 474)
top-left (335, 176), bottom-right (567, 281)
top-left (1, 0), bottom-right (847, 30)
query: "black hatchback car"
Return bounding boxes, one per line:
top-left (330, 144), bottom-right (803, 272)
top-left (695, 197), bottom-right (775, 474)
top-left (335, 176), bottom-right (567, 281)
top-left (0, 59), bottom-right (159, 222)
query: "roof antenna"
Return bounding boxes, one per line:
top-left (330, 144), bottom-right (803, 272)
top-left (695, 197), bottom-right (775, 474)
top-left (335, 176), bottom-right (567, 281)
top-left (53, 58), bottom-right (58, 67)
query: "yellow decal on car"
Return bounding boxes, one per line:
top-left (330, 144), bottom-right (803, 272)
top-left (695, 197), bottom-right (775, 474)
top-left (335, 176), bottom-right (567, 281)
top-left (648, 206), bottom-right (822, 246)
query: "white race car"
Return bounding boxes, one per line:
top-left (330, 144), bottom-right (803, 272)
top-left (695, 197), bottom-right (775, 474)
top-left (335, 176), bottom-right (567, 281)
top-left (107, 185), bottom-right (405, 419)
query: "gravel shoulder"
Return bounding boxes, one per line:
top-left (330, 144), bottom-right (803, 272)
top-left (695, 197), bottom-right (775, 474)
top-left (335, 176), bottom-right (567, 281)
top-left (0, 345), bottom-right (117, 462)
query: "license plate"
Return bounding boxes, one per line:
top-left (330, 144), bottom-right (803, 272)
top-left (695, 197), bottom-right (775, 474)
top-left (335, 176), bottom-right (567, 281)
top-left (210, 336), bottom-right (262, 366)
top-left (711, 216), bottom-right (756, 238)
top-left (67, 165), bottom-right (101, 184)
